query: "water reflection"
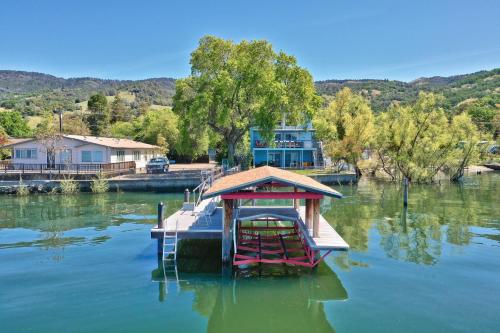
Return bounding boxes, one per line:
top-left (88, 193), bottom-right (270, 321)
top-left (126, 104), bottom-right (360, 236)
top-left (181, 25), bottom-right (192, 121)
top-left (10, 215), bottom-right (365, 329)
top-left (0, 192), bottom-right (183, 250)
top-left (151, 255), bottom-right (347, 333)
top-left (323, 174), bottom-right (500, 266)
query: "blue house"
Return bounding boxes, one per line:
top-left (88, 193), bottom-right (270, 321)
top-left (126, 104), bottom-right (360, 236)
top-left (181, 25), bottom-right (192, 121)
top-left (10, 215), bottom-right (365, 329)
top-left (250, 123), bottom-right (324, 168)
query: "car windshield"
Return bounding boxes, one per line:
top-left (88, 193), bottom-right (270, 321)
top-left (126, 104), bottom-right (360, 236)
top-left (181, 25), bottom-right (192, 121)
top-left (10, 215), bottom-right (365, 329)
top-left (149, 158), bottom-right (166, 163)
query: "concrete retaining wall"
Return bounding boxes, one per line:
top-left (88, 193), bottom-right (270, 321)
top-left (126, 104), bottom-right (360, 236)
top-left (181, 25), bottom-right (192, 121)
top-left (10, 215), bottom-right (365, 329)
top-left (309, 173), bottom-right (358, 185)
top-left (0, 172), bottom-right (357, 194)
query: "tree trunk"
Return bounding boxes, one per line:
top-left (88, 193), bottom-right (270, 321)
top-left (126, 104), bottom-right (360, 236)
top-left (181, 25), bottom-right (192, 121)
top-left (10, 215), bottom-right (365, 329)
top-left (354, 165), bottom-right (362, 179)
top-left (227, 141), bottom-right (236, 166)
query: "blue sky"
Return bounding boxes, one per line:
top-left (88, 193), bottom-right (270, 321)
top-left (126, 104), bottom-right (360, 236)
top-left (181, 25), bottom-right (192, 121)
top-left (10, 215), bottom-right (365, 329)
top-left (0, 0), bottom-right (498, 81)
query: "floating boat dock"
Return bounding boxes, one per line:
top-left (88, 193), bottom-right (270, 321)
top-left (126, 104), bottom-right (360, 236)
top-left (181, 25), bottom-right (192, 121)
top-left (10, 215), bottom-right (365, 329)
top-left (151, 166), bottom-right (349, 267)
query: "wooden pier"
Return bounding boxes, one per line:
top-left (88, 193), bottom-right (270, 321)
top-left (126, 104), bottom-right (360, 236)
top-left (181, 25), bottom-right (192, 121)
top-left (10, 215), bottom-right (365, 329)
top-left (151, 166), bottom-right (349, 267)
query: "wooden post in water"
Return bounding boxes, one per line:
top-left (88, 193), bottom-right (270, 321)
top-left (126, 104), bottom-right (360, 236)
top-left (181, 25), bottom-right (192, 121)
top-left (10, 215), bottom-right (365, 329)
top-left (157, 202), bottom-right (165, 255)
top-left (305, 199), bottom-right (313, 234)
top-left (157, 202), bottom-right (165, 228)
top-left (403, 177), bottom-right (409, 207)
top-left (222, 199), bottom-right (234, 266)
top-left (313, 199), bottom-right (320, 238)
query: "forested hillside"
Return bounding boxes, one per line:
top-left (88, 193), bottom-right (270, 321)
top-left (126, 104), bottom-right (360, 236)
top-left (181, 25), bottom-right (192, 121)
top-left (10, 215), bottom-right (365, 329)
top-left (0, 68), bottom-right (498, 116)
top-left (0, 70), bottom-right (175, 115)
top-left (315, 68), bottom-right (499, 112)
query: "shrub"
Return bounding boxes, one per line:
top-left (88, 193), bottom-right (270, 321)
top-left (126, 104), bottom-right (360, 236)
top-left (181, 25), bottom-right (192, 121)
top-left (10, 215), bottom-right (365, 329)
top-left (16, 176), bottom-right (30, 196)
top-left (90, 173), bottom-right (109, 194)
top-left (59, 177), bottom-right (80, 194)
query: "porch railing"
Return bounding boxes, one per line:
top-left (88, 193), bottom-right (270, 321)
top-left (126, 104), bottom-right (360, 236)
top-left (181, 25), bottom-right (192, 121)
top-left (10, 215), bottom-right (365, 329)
top-left (0, 161), bottom-right (136, 176)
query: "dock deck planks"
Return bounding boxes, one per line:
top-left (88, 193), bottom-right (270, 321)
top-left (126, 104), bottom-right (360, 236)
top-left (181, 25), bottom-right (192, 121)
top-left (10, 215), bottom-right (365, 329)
top-left (151, 205), bottom-right (349, 251)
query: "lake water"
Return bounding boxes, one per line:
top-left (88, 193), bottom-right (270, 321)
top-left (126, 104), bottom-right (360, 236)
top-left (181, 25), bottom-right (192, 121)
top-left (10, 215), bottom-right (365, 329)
top-left (0, 173), bottom-right (499, 333)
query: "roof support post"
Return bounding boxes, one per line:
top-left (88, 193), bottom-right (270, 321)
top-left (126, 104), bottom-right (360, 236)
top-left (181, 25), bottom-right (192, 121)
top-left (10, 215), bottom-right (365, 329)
top-left (222, 199), bottom-right (234, 267)
top-left (313, 198), bottom-right (320, 238)
top-left (293, 187), bottom-right (300, 210)
top-left (305, 199), bottom-right (313, 235)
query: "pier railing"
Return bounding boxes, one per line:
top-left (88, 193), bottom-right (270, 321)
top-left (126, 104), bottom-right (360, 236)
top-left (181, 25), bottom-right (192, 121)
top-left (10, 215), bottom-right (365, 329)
top-left (0, 161), bottom-right (136, 176)
top-left (190, 165), bottom-right (239, 207)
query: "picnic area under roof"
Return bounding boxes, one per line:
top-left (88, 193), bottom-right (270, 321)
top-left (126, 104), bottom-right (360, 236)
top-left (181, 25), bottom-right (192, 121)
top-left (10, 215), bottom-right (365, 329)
top-left (202, 166), bottom-right (343, 199)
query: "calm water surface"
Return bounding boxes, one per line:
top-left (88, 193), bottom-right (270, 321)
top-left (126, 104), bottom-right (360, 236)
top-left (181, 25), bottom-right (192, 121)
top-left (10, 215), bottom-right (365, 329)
top-left (0, 174), bottom-right (499, 333)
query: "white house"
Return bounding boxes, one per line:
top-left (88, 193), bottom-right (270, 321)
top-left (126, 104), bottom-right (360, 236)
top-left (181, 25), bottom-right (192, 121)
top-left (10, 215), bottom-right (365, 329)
top-left (1, 135), bottom-right (160, 170)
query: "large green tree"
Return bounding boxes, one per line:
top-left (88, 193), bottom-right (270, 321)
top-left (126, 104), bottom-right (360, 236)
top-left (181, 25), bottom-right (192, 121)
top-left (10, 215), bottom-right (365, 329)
top-left (110, 94), bottom-right (131, 123)
top-left (0, 111), bottom-right (31, 137)
top-left (173, 36), bottom-right (320, 163)
top-left (314, 87), bottom-right (374, 177)
top-left (134, 108), bottom-right (179, 154)
top-left (374, 92), bottom-right (482, 183)
top-left (86, 93), bottom-right (110, 136)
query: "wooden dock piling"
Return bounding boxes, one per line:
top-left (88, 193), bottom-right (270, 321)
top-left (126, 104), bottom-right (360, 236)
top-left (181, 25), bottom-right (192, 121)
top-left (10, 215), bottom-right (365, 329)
top-left (403, 177), bottom-right (409, 207)
top-left (305, 199), bottom-right (313, 234)
top-left (157, 202), bottom-right (165, 228)
top-left (157, 202), bottom-right (165, 254)
top-left (222, 199), bottom-right (234, 266)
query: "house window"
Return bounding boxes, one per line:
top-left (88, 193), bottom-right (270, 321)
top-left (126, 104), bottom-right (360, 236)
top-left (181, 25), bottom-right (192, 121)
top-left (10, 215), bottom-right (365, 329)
top-left (59, 149), bottom-right (72, 164)
top-left (15, 148), bottom-right (37, 159)
top-left (82, 151), bottom-right (104, 163)
top-left (81, 151), bottom-right (92, 163)
top-left (93, 151), bottom-right (103, 163)
top-left (116, 150), bottom-right (125, 162)
top-left (133, 151), bottom-right (141, 161)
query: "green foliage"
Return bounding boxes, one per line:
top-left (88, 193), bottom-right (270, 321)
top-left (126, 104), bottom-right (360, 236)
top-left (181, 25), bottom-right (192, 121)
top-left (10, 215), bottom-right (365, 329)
top-left (175, 120), bottom-right (209, 161)
top-left (16, 176), bottom-right (30, 196)
top-left (374, 92), bottom-right (483, 183)
top-left (134, 108), bottom-right (178, 150)
top-left (0, 126), bottom-right (10, 159)
top-left (110, 94), bottom-right (131, 123)
top-left (62, 112), bottom-right (91, 135)
top-left (0, 70), bottom-right (175, 116)
top-left (314, 88), bottom-right (374, 175)
top-left (86, 94), bottom-right (110, 136)
top-left (90, 174), bottom-right (109, 194)
top-left (316, 68), bottom-right (500, 113)
top-left (173, 36), bottom-right (320, 162)
top-left (457, 96), bottom-right (499, 138)
top-left (446, 113), bottom-right (482, 181)
top-left (59, 177), bottom-right (80, 194)
top-left (0, 111), bottom-right (31, 137)
top-left (0, 126), bottom-right (6, 145)
top-left (156, 134), bottom-right (168, 156)
top-left (109, 121), bottom-right (135, 138)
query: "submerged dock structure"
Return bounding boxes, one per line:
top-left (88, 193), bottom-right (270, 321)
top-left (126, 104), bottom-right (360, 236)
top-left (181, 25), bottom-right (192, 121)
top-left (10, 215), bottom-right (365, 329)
top-left (151, 166), bottom-right (349, 267)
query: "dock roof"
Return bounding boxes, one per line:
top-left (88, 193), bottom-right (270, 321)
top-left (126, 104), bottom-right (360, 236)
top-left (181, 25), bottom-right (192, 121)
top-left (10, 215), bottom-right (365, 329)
top-left (203, 166), bottom-right (342, 199)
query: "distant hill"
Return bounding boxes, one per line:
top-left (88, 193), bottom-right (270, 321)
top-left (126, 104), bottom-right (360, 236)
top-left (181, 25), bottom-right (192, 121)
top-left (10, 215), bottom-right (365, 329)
top-left (315, 68), bottom-right (499, 112)
top-left (0, 70), bottom-right (176, 95)
top-left (0, 70), bottom-right (176, 115)
top-left (0, 68), bottom-right (498, 115)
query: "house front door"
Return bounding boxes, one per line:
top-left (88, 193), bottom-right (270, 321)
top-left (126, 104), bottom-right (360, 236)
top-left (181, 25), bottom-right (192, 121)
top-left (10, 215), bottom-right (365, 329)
top-left (47, 151), bottom-right (56, 169)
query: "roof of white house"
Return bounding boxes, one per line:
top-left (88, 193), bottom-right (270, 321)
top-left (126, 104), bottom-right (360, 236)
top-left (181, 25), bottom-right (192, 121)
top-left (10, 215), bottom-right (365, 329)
top-left (65, 135), bottom-right (159, 149)
top-left (1, 135), bottom-right (159, 149)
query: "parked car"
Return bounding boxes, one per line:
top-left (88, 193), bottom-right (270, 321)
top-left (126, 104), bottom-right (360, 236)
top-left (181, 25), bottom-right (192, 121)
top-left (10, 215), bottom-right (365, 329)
top-left (146, 157), bottom-right (170, 174)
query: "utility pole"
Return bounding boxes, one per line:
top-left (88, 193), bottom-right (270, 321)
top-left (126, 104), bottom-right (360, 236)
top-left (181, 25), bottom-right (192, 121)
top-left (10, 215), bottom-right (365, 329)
top-left (53, 109), bottom-right (63, 133)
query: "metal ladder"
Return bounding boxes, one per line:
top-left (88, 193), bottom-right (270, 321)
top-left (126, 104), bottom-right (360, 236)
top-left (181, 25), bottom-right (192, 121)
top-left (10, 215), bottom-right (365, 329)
top-left (162, 219), bottom-right (178, 262)
top-left (162, 218), bottom-right (180, 292)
